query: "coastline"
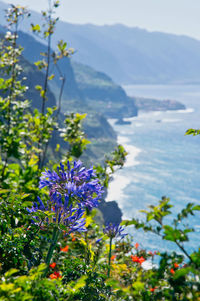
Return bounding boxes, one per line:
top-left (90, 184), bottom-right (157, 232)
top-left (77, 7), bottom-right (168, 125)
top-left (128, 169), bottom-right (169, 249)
top-left (105, 104), bottom-right (193, 220)
top-left (106, 130), bottom-right (142, 219)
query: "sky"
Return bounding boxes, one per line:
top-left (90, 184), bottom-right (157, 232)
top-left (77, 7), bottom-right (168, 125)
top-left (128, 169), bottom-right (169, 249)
top-left (2, 0), bottom-right (200, 40)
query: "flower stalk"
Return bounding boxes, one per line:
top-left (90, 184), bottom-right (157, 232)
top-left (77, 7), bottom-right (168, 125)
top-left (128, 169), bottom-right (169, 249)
top-left (107, 237), bottom-right (112, 277)
top-left (44, 226), bottom-right (60, 276)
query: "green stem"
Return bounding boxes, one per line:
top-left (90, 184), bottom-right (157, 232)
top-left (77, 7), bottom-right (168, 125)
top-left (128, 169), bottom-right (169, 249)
top-left (107, 237), bottom-right (112, 277)
top-left (43, 226), bottom-right (59, 277)
top-left (84, 232), bottom-right (90, 265)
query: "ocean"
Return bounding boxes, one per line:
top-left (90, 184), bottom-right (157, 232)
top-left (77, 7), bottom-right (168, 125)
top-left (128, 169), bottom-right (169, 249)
top-left (106, 85), bottom-right (200, 254)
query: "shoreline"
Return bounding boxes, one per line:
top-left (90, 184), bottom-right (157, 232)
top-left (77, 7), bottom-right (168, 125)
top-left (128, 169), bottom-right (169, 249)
top-left (106, 130), bottom-right (142, 219)
top-left (106, 103), bottom-right (194, 218)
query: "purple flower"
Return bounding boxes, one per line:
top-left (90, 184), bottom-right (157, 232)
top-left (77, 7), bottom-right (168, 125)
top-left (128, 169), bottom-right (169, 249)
top-left (28, 161), bottom-right (104, 233)
top-left (39, 161), bottom-right (103, 210)
top-left (103, 223), bottom-right (127, 239)
top-left (58, 206), bottom-right (86, 233)
top-left (27, 196), bottom-right (46, 213)
top-left (95, 238), bottom-right (102, 244)
top-left (28, 197), bottom-right (86, 233)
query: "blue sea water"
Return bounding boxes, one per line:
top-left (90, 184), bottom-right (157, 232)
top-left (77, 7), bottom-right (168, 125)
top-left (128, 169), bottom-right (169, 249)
top-left (106, 85), bottom-right (200, 254)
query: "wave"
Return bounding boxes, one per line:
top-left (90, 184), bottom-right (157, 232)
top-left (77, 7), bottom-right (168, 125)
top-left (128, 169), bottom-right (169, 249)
top-left (106, 136), bottom-right (142, 213)
top-left (106, 174), bottom-right (130, 204)
top-left (162, 118), bottom-right (181, 123)
top-left (118, 135), bottom-right (142, 168)
top-left (176, 108), bottom-right (194, 113)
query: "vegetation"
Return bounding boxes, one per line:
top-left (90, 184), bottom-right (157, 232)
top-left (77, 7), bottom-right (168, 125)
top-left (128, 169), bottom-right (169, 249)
top-left (0, 2), bottom-right (199, 300)
top-left (71, 61), bottom-right (138, 119)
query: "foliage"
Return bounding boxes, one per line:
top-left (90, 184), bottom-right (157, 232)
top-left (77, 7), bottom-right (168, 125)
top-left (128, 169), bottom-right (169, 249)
top-left (95, 144), bottom-right (128, 188)
top-left (185, 128), bottom-right (200, 136)
top-left (60, 113), bottom-right (90, 159)
top-left (0, 3), bottom-right (199, 301)
top-left (0, 264), bottom-right (64, 301)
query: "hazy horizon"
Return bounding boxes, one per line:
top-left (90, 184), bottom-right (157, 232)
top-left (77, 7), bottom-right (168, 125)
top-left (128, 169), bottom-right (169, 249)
top-left (1, 0), bottom-right (200, 40)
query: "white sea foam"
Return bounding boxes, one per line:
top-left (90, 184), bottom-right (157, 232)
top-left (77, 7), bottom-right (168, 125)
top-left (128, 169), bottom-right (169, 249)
top-left (118, 135), bottom-right (141, 168)
top-left (135, 123), bottom-right (143, 127)
top-left (106, 135), bottom-right (142, 207)
top-left (125, 145), bottom-right (141, 167)
top-left (162, 118), bottom-right (181, 123)
top-left (152, 111), bottom-right (162, 116)
top-left (176, 108), bottom-right (194, 113)
top-left (106, 174), bottom-right (130, 204)
top-left (117, 136), bottom-right (130, 144)
top-left (107, 118), bottom-right (117, 127)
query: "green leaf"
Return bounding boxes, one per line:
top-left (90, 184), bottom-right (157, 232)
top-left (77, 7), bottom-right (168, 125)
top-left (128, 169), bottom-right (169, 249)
top-left (31, 24), bottom-right (41, 32)
top-left (185, 128), bottom-right (200, 136)
top-left (35, 85), bottom-right (42, 91)
top-left (21, 194), bottom-right (30, 199)
top-left (192, 205), bottom-right (200, 211)
top-left (48, 74), bottom-right (55, 81)
top-left (5, 268), bottom-right (19, 278)
top-left (174, 267), bottom-right (195, 279)
top-left (121, 220), bottom-right (136, 226)
top-left (0, 189), bottom-right (9, 194)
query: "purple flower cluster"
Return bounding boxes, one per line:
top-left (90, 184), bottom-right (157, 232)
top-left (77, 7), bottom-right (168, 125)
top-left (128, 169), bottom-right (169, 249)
top-left (103, 223), bottom-right (127, 239)
top-left (28, 197), bottom-right (86, 233)
top-left (40, 161), bottom-right (103, 210)
top-left (29, 161), bottom-right (103, 233)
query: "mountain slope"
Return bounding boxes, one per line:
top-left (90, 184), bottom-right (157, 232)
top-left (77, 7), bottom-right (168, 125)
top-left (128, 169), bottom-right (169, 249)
top-left (1, 0), bottom-right (200, 85)
top-left (52, 23), bottom-right (200, 84)
top-left (0, 12), bottom-right (138, 118)
top-left (72, 61), bottom-right (137, 118)
top-left (51, 23), bottom-right (200, 85)
top-left (0, 23), bottom-right (119, 164)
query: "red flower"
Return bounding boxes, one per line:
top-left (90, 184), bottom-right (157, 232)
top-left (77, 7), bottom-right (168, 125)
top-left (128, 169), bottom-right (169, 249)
top-left (150, 287), bottom-right (157, 292)
top-left (131, 255), bottom-right (145, 265)
top-left (170, 268), bottom-right (175, 275)
top-left (49, 273), bottom-right (57, 279)
top-left (60, 245), bottom-right (69, 252)
top-left (111, 255), bottom-right (116, 261)
top-left (138, 256), bottom-right (145, 264)
top-left (54, 271), bottom-right (61, 278)
top-left (71, 233), bottom-right (76, 241)
top-left (49, 262), bottom-right (56, 269)
top-left (131, 255), bottom-right (139, 262)
top-left (135, 243), bottom-right (139, 249)
top-left (49, 271), bottom-right (61, 279)
top-left (174, 263), bottom-right (179, 268)
top-left (148, 251), bottom-right (153, 256)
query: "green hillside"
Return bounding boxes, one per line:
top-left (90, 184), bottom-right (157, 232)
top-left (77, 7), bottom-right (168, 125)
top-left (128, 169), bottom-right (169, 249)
top-left (72, 61), bottom-right (137, 118)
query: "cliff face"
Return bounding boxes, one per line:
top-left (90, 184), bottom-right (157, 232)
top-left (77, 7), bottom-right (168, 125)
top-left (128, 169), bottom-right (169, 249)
top-left (15, 29), bottom-right (138, 120)
top-left (17, 31), bottom-right (82, 101)
top-left (99, 200), bottom-right (122, 224)
top-left (20, 57), bottom-right (57, 110)
top-left (72, 61), bottom-right (138, 119)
